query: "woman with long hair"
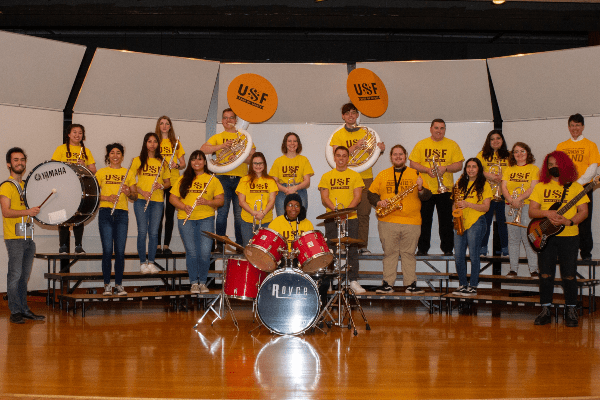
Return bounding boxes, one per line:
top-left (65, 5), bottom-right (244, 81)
top-left (269, 132), bottom-right (314, 216)
top-left (236, 152), bottom-right (278, 246)
top-left (51, 123), bottom-right (97, 253)
top-left (96, 143), bottom-right (137, 296)
top-left (155, 116), bottom-right (185, 255)
top-left (170, 150), bottom-right (223, 294)
top-left (476, 130), bottom-right (510, 256)
top-left (451, 158), bottom-right (492, 296)
top-left (130, 132), bottom-right (171, 274)
top-left (501, 142), bottom-right (539, 277)
top-left (529, 151), bottom-right (588, 327)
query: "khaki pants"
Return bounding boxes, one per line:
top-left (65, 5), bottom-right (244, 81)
top-left (377, 221), bottom-right (421, 286)
top-left (358, 178), bottom-right (373, 247)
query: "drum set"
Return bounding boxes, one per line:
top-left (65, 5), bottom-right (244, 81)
top-left (195, 207), bottom-right (370, 337)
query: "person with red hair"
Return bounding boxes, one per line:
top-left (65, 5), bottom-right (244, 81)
top-left (529, 150), bottom-right (588, 327)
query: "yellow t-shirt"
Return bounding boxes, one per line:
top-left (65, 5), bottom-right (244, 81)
top-left (476, 151), bottom-right (509, 173)
top-left (268, 215), bottom-right (315, 251)
top-left (408, 137), bottom-right (464, 195)
top-left (129, 157), bottom-right (170, 202)
top-left (0, 178), bottom-right (26, 240)
top-left (369, 167), bottom-right (429, 225)
top-left (456, 181), bottom-right (493, 231)
top-left (96, 167), bottom-right (137, 210)
top-left (207, 131), bottom-right (256, 177)
top-left (329, 126), bottom-right (374, 180)
top-left (502, 164), bottom-right (539, 205)
top-left (556, 138), bottom-right (600, 183)
top-left (269, 154), bottom-right (314, 185)
top-left (318, 168), bottom-right (365, 220)
top-left (171, 173), bottom-right (224, 220)
top-left (529, 180), bottom-right (589, 237)
top-left (159, 138), bottom-right (185, 181)
top-left (236, 175), bottom-right (278, 224)
top-left (51, 144), bottom-right (95, 166)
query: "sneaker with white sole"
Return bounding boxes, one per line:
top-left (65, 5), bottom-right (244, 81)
top-left (199, 283), bottom-right (210, 293)
top-left (452, 285), bottom-right (468, 295)
top-left (146, 263), bottom-right (161, 274)
top-left (350, 280), bottom-right (366, 294)
top-left (114, 285), bottom-right (127, 296)
top-left (375, 281), bottom-right (394, 294)
top-left (190, 283), bottom-right (200, 294)
top-left (463, 286), bottom-right (477, 296)
top-left (140, 263), bottom-right (151, 274)
top-left (405, 282), bottom-right (425, 294)
top-left (103, 284), bottom-right (112, 296)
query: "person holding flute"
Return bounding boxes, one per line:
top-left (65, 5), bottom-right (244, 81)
top-left (170, 150), bottom-right (224, 293)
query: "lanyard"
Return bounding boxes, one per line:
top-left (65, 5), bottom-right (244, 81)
top-left (393, 167), bottom-right (406, 195)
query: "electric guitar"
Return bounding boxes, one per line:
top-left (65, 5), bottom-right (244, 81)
top-left (527, 175), bottom-right (599, 252)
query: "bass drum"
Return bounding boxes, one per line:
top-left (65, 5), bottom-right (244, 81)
top-left (255, 268), bottom-right (321, 336)
top-left (24, 161), bottom-right (99, 225)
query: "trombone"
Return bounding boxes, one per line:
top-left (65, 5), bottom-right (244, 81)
top-left (183, 174), bottom-right (215, 226)
top-left (252, 195), bottom-right (264, 234)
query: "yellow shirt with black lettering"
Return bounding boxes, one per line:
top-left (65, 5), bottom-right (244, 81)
top-left (457, 182), bottom-right (493, 231)
top-left (51, 144), bottom-right (95, 166)
top-left (269, 154), bottom-right (314, 185)
top-left (159, 138), bottom-right (186, 181)
top-left (96, 167), bottom-right (137, 211)
top-left (502, 164), bottom-right (539, 205)
top-left (0, 178), bottom-right (26, 240)
top-left (207, 131), bottom-right (256, 177)
top-left (171, 173), bottom-right (224, 220)
top-left (556, 138), bottom-right (600, 183)
top-left (269, 215), bottom-right (314, 251)
top-left (529, 180), bottom-right (589, 237)
top-left (369, 167), bottom-right (428, 225)
top-left (476, 151), bottom-right (509, 173)
top-left (408, 137), bottom-right (464, 195)
top-left (129, 157), bottom-right (170, 202)
top-left (236, 175), bottom-right (278, 224)
top-left (329, 126), bottom-right (374, 180)
top-left (318, 168), bottom-right (364, 220)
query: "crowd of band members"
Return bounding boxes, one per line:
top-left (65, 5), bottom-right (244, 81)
top-left (2, 104), bottom-right (597, 326)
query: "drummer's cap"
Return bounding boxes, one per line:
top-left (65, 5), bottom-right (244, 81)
top-left (284, 193), bottom-right (306, 222)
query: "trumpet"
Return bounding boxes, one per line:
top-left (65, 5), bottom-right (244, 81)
top-left (488, 162), bottom-right (503, 201)
top-left (111, 161), bottom-right (133, 215)
top-left (183, 174), bottom-right (215, 226)
top-left (452, 186), bottom-right (465, 236)
top-left (252, 195), bottom-right (264, 234)
top-left (506, 184), bottom-right (526, 228)
top-left (429, 154), bottom-right (448, 194)
top-left (375, 183), bottom-right (418, 218)
top-left (144, 158), bottom-right (166, 212)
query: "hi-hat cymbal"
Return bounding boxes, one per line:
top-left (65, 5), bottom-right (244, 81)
top-left (328, 237), bottom-right (365, 245)
top-left (316, 208), bottom-right (358, 220)
top-left (202, 231), bottom-right (244, 252)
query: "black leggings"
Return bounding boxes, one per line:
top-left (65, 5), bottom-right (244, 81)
top-left (157, 187), bottom-right (175, 247)
top-left (58, 224), bottom-right (84, 248)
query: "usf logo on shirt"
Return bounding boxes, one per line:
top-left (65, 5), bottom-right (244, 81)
top-left (509, 172), bottom-right (532, 181)
top-left (543, 189), bottom-right (564, 202)
top-left (424, 149), bottom-right (448, 163)
top-left (103, 174), bottom-right (124, 185)
top-left (249, 182), bottom-right (270, 191)
top-left (141, 164), bottom-right (160, 176)
top-left (282, 166), bottom-right (299, 177)
top-left (329, 178), bottom-right (351, 189)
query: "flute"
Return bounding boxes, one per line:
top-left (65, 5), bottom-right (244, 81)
top-left (167, 136), bottom-right (180, 172)
top-left (111, 161), bottom-right (134, 215)
top-left (144, 158), bottom-right (166, 212)
top-left (182, 174), bottom-right (215, 226)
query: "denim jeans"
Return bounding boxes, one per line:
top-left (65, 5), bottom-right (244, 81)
top-left (98, 207), bottom-right (129, 285)
top-left (275, 187), bottom-right (308, 217)
top-left (178, 216), bottom-right (215, 285)
top-left (454, 215), bottom-right (486, 288)
top-left (215, 175), bottom-right (243, 246)
top-left (240, 220), bottom-right (270, 247)
top-left (133, 199), bottom-right (163, 263)
top-left (481, 200), bottom-right (508, 253)
top-left (5, 238), bottom-right (36, 314)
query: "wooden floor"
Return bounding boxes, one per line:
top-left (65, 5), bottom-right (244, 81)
top-left (1, 296), bottom-right (600, 400)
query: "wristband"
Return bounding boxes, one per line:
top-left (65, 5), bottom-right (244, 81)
top-left (570, 219), bottom-right (574, 226)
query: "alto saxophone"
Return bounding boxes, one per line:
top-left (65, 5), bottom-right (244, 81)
top-left (375, 183), bottom-right (418, 218)
top-left (429, 154), bottom-right (448, 194)
top-left (452, 186), bottom-right (465, 236)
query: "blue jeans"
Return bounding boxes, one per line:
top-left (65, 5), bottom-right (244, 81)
top-left (133, 199), bottom-right (163, 263)
top-left (178, 216), bottom-right (215, 285)
top-left (240, 220), bottom-right (270, 247)
top-left (275, 187), bottom-right (308, 217)
top-left (5, 238), bottom-right (36, 315)
top-left (98, 208), bottom-right (129, 285)
top-left (481, 200), bottom-right (508, 253)
top-left (454, 215), bottom-right (486, 288)
top-left (215, 175), bottom-right (243, 246)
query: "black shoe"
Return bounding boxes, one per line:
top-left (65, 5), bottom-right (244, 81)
top-left (58, 245), bottom-right (68, 254)
top-left (156, 247), bottom-right (163, 255)
top-left (74, 245), bottom-right (85, 254)
top-left (534, 306), bottom-right (552, 325)
top-left (416, 250), bottom-right (428, 256)
top-left (565, 306), bottom-right (579, 327)
top-left (375, 281), bottom-right (394, 294)
top-left (444, 251), bottom-right (453, 256)
top-left (405, 282), bottom-right (425, 294)
top-left (163, 248), bottom-right (172, 255)
top-left (214, 243), bottom-right (224, 253)
top-left (10, 313), bottom-right (25, 324)
top-left (22, 310), bottom-right (46, 321)
top-left (581, 254), bottom-right (592, 261)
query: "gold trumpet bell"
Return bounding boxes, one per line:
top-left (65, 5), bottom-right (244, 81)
top-left (348, 129), bottom-right (376, 167)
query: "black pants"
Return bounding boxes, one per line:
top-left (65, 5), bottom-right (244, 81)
top-left (539, 235), bottom-right (579, 306)
top-left (579, 193), bottom-right (593, 258)
top-left (58, 224), bottom-right (84, 248)
top-left (157, 187), bottom-right (175, 247)
top-left (418, 192), bottom-right (454, 254)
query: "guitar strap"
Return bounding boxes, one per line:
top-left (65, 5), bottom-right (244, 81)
top-left (559, 182), bottom-right (572, 205)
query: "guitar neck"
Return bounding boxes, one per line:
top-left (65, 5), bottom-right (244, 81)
top-left (557, 181), bottom-right (594, 216)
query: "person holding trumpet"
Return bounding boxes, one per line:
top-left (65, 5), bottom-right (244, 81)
top-left (96, 143), bottom-right (137, 296)
top-left (170, 150), bottom-right (224, 294)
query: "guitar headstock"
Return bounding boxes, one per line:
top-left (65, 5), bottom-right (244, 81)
top-left (593, 174), bottom-right (600, 186)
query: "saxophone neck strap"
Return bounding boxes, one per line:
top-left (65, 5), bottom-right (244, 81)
top-left (393, 167), bottom-right (406, 195)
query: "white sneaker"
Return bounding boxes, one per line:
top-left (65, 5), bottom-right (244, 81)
top-left (114, 285), bottom-right (127, 296)
top-left (146, 263), bottom-right (161, 274)
top-left (140, 263), bottom-right (150, 274)
top-left (350, 280), bottom-right (366, 294)
top-left (102, 284), bottom-right (112, 296)
top-left (190, 283), bottom-right (200, 294)
top-left (199, 283), bottom-right (210, 293)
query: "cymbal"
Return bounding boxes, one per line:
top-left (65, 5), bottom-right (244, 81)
top-left (316, 208), bottom-right (358, 220)
top-left (328, 237), bottom-right (365, 246)
top-left (202, 231), bottom-right (245, 252)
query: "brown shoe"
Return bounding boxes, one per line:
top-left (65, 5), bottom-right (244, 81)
top-left (530, 271), bottom-right (539, 278)
top-left (506, 271), bottom-right (518, 277)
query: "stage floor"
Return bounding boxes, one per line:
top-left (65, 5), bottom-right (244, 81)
top-left (1, 299), bottom-right (599, 400)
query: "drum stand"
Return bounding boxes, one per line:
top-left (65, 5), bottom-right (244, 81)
top-left (318, 217), bottom-right (371, 336)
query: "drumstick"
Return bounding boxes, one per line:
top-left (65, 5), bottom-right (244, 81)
top-left (38, 189), bottom-right (56, 208)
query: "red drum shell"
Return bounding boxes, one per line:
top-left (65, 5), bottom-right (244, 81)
top-left (223, 259), bottom-right (268, 300)
top-left (244, 228), bottom-right (287, 272)
top-left (293, 230), bottom-right (334, 274)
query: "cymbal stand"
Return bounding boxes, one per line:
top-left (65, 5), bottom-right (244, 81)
top-left (194, 245), bottom-right (239, 331)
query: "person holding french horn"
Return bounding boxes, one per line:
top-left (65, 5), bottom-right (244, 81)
top-left (170, 150), bottom-right (224, 294)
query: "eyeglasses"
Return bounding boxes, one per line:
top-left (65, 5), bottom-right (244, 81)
top-left (286, 204), bottom-right (300, 209)
top-left (253, 162), bottom-right (264, 166)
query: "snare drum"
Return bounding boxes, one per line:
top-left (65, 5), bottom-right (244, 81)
top-left (244, 228), bottom-right (287, 272)
top-left (255, 268), bottom-right (321, 336)
top-left (24, 161), bottom-right (99, 225)
top-left (293, 230), bottom-right (334, 274)
top-left (223, 258), bottom-right (268, 300)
